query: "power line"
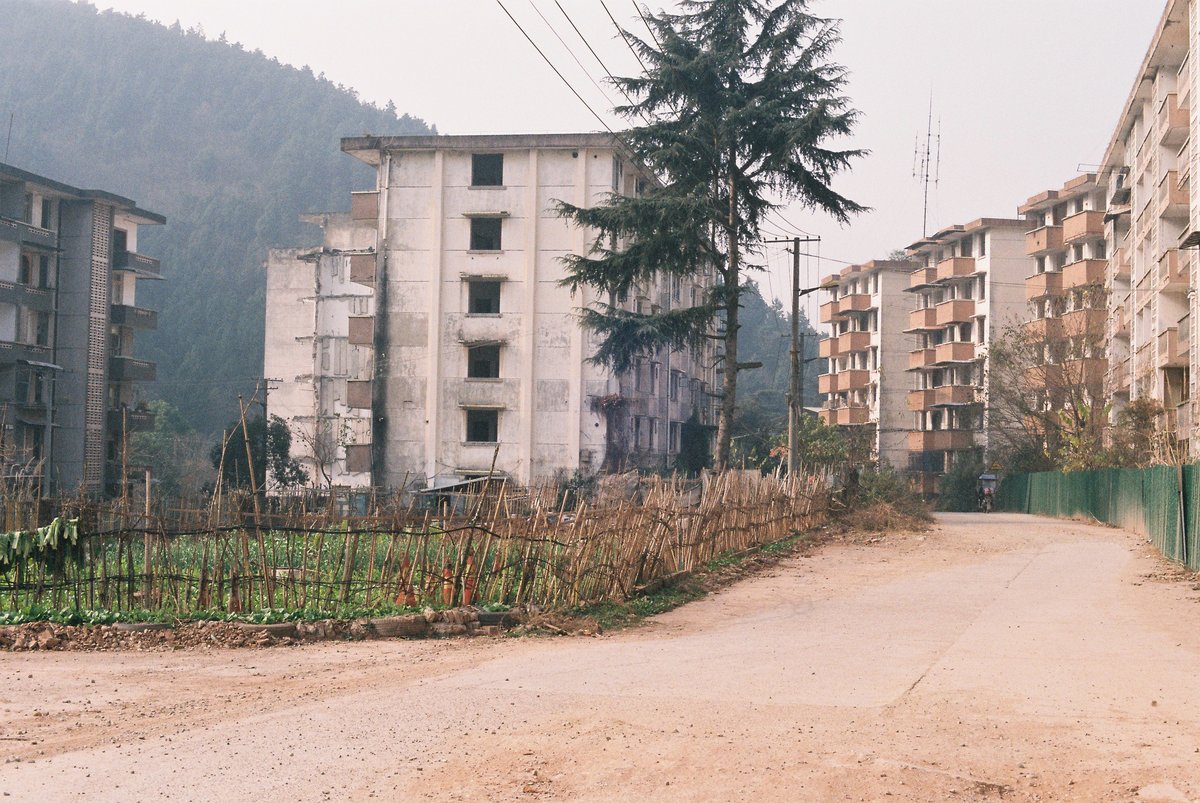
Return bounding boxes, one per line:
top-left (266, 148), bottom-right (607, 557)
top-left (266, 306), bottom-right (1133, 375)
top-left (599, 0), bottom-right (648, 71)
top-left (496, 0), bottom-right (622, 138)
top-left (526, 0), bottom-right (619, 110)
top-left (630, 0), bottom-right (662, 49)
top-left (553, 0), bottom-right (651, 125)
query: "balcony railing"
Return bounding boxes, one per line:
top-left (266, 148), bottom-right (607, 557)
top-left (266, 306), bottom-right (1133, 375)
top-left (819, 405), bottom-right (871, 426)
top-left (1062, 258), bottom-right (1106, 289)
top-left (1159, 169), bottom-right (1189, 219)
top-left (1026, 225), bottom-right (1064, 256)
top-left (838, 293), bottom-right (872, 314)
top-left (1025, 317), bottom-right (1063, 341)
top-left (1159, 327), bottom-right (1186, 368)
top-left (1159, 248), bottom-right (1188, 293)
top-left (907, 389), bottom-right (933, 412)
top-left (819, 300), bottom-right (841, 324)
top-left (1060, 308), bottom-right (1107, 337)
top-left (110, 304), bottom-right (158, 329)
top-left (0, 280), bottom-right (53, 312)
top-left (935, 298), bottom-right (975, 326)
top-left (936, 257), bottom-right (975, 282)
top-left (933, 341), bottom-right (976, 364)
top-left (907, 430), bottom-right (976, 452)
top-left (1025, 271), bottom-right (1062, 300)
top-left (930, 385), bottom-right (976, 406)
top-left (908, 266), bottom-right (938, 289)
top-left (351, 190), bottom-right (379, 222)
top-left (0, 339), bottom-right (51, 363)
top-left (837, 331), bottom-right (871, 354)
top-left (109, 355), bottom-right (156, 382)
top-left (908, 348), bottom-right (935, 370)
top-left (349, 253), bottom-right (375, 285)
top-left (1160, 92), bottom-right (1189, 146)
top-left (818, 369), bottom-right (869, 395)
top-left (0, 217), bottom-right (55, 249)
top-left (107, 407), bottom-right (156, 435)
top-left (1062, 210), bottom-right (1105, 243)
top-left (907, 307), bottom-right (939, 332)
top-left (113, 249), bottom-right (162, 278)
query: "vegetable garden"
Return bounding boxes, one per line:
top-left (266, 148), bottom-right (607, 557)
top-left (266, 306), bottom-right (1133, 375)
top-left (0, 472), bottom-right (827, 622)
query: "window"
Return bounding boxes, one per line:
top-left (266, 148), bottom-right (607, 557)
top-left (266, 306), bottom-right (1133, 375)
top-left (469, 217), bottom-right (502, 251)
top-left (38, 255), bottom-right (50, 289)
top-left (40, 199), bottom-right (51, 229)
top-left (669, 371), bottom-right (680, 401)
top-left (649, 418), bottom-right (658, 450)
top-left (633, 416), bottom-right (644, 448)
top-left (466, 409), bottom-right (499, 442)
top-left (670, 421), bottom-right (681, 454)
top-left (113, 228), bottom-right (128, 253)
top-left (650, 363), bottom-right (661, 395)
top-left (634, 359), bottom-right (644, 391)
top-left (23, 194), bottom-right (32, 224)
top-left (471, 154), bottom-right (504, 187)
top-left (18, 254), bottom-right (32, 285)
top-left (468, 280), bottom-right (501, 314)
top-left (467, 344), bottom-right (500, 378)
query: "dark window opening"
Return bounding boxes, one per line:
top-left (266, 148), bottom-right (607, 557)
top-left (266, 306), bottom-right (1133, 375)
top-left (466, 409), bottom-right (499, 443)
top-left (468, 280), bottom-right (501, 314)
top-left (18, 254), bottom-right (32, 284)
top-left (37, 255), bottom-right (50, 289)
top-left (470, 217), bottom-right (502, 251)
top-left (467, 344), bottom-right (500, 378)
top-left (40, 199), bottom-right (51, 229)
top-left (113, 228), bottom-right (128, 254)
top-left (35, 312), bottom-right (49, 347)
top-left (471, 154), bottom-right (504, 187)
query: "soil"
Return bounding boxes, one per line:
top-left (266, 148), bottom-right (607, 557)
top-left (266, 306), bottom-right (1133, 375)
top-left (3, 512), bottom-right (1200, 801)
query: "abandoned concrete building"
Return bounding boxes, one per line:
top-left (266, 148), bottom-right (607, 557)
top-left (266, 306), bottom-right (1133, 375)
top-left (0, 162), bottom-right (163, 494)
top-left (266, 133), bottom-right (716, 489)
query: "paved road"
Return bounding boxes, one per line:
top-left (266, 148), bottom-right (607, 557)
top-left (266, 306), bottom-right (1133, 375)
top-left (3, 513), bottom-right (1200, 801)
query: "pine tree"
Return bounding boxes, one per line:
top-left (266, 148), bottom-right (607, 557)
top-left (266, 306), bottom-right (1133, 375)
top-left (557, 0), bottom-right (864, 468)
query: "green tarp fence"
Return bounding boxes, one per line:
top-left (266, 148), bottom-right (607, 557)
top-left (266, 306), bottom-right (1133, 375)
top-left (997, 466), bottom-right (1195, 569)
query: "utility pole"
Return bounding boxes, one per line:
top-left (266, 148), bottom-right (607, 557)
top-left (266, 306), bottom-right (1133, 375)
top-left (765, 235), bottom-right (821, 477)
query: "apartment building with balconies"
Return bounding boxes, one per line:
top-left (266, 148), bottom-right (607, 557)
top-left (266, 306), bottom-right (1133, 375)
top-left (267, 134), bottom-right (716, 489)
top-left (0, 163), bottom-right (163, 494)
top-left (1018, 175), bottom-right (1110, 425)
top-left (903, 218), bottom-right (1032, 493)
top-left (816, 260), bottom-right (915, 469)
top-left (1101, 0), bottom-right (1197, 449)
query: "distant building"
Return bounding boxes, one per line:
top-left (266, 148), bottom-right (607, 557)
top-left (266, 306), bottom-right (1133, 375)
top-left (902, 219), bottom-right (1031, 493)
top-left (0, 162), bottom-right (163, 494)
top-left (816, 260), bottom-right (916, 470)
top-left (266, 133), bottom-right (716, 489)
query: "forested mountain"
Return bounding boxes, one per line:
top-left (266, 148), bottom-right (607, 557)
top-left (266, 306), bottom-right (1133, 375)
top-left (0, 0), bottom-right (431, 434)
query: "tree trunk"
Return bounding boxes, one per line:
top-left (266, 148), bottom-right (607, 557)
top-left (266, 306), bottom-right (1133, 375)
top-left (714, 167), bottom-right (739, 470)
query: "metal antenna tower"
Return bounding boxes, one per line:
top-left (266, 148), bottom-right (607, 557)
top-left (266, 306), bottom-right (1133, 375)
top-left (913, 94), bottom-right (942, 237)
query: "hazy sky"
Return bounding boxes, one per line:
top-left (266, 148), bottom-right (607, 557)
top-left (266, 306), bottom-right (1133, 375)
top-left (88, 0), bottom-right (1165, 318)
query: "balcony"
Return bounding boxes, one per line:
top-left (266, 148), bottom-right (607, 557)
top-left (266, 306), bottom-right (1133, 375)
top-left (0, 339), bottom-right (52, 364)
top-left (1025, 317), bottom-right (1063, 341)
top-left (909, 266), bottom-right (938, 289)
top-left (1159, 248), bottom-right (1188, 293)
top-left (1159, 170), bottom-right (1189, 219)
top-left (1113, 249), bottom-right (1131, 282)
top-left (818, 369), bottom-right (869, 395)
top-left (0, 217), bottom-right (55, 249)
top-left (837, 331), bottom-right (871, 354)
top-left (349, 253), bottom-right (375, 285)
top-left (906, 307), bottom-right (939, 332)
top-left (934, 341), bottom-right (976, 364)
top-left (819, 300), bottom-right (841, 324)
top-left (113, 249), bottom-right (162, 278)
top-left (837, 293), bottom-right (872, 315)
top-left (1025, 271), bottom-right (1062, 300)
top-left (819, 405), bottom-right (871, 426)
top-left (1062, 210), bottom-right (1105, 244)
top-left (818, 337), bottom-right (840, 359)
top-left (907, 430), bottom-right (976, 452)
top-left (908, 348), bottom-right (934, 370)
top-left (1060, 308), bottom-right (1107, 337)
top-left (107, 406), bottom-right (156, 435)
top-left (346, 380), bottom-right (372, 409)
top-left (1026, 225), bottom-right (1064, 256)
top-left (0, 280), bottom-right (53, 312)
top-left (351, 190), bottom-right (379, 222)
top-left (109, 355), bottom-right (156, 382)
top-left (348, 316), bottom-right (374, 346)
top-left (936, 257), bottom-right (976, 282)
top-left (1113, 307), bottom-right (1130, 339)
top-left (1159, 327), bottom-right (1187, 368)
top-left (907, 389), bottom-right (933, 412)
top-left (1111, 358), bottom-right (1131, 395)
top-left (1160, 93), bottom-right (1189, 147)
top-left (930, 385), bottom-right (976, 406)
top-left (935, 298), bottom-right (975, 326)
top-left (110, 304), bottom-right (158, 330)
top-left (1062, 258), bottom-right (1106, 289)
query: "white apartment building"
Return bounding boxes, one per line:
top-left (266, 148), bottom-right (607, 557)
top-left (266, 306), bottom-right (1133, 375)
top-left (817, 260), bottom-right (915, 470)
top-left (1102, 0), bottom-right (1196, 448)
top-left (267, 133), bottom-right (715, 489)
top-left (903, 219), bottom-right (1031, 493)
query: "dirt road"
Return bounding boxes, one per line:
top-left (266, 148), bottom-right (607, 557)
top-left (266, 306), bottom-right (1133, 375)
top-left (4, 513), bottom-right (1200, 802)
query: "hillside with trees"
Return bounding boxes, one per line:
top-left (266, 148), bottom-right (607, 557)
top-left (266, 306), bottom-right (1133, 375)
top-left (0, 0), bottom-right (431, 434)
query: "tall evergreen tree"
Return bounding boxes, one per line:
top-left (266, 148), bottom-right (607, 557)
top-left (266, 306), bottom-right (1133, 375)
top-left (557, 0), bottom-right (864, 468)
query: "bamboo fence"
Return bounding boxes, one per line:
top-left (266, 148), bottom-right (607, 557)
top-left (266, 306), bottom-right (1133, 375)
top-left (0, 471), bottom-right (827, 616)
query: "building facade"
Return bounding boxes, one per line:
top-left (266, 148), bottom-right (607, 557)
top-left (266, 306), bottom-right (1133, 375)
top-left (817, 259), bottom-right (915, 470)
top-left (1102, 0), bottom-right (1195, 452)
top-left (903, 219), bottom-right (1031, 492)
top-left (0, 163), bottom-right (163, 494)
top-left (268, 134), bottom-right (715, 489)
